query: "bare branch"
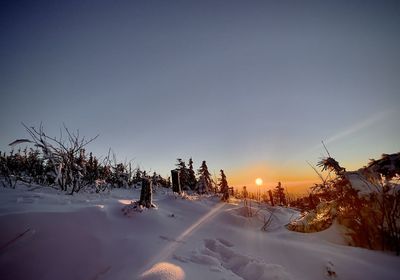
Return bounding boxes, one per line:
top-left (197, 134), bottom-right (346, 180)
top-left (307, 160), bottom-right (326, 184)
top-left (9, 139), bottom-right (32, 146)
top-left (321, 141), bottom-right (331, 158)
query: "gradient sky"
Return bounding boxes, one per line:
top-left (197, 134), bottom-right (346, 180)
top-left (1, 0), bottom-right (399, 193)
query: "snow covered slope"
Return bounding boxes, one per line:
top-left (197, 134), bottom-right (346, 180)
top-left (0, 185), bottom-right (399, 280)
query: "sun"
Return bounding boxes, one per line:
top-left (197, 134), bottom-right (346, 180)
top-left (255, 178), bottom-right (263, 186)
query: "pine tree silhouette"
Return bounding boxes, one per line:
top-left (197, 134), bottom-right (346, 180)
top-left (197, 160), bottom-right (212, 194)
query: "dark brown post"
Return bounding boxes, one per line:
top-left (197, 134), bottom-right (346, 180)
top-left (171, 170), bottom-right (181, 194)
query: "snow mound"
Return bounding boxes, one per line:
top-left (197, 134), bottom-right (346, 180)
top-left (191, 239), bottom-right (292, 280)
top-left (138, 262), bottom-right (185, 280)
top-left (2, 185), bottom-right (400, 280)
top-left (235, 206), bottom-right (260, 217)
top-left (121, 201), bottom-right (157, 216)
top-left (345, 171), bottom-right (378, 196)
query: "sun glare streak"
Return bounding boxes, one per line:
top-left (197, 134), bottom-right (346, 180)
top-left (139, 202), bottom-right (226, 275)
top-left (309, 109), bottom-right (394, 152)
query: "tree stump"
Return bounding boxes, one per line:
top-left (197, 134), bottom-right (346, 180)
top-left (139, 178), bottom-right (153, 208)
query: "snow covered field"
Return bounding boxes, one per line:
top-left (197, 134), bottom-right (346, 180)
top-left (0, 185), bottom-right (399, 280)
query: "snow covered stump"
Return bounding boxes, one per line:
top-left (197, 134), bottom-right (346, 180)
top-left (122, 178), bottom-right (156, 215)
top-left (139, 178), bottom-right (154, 208)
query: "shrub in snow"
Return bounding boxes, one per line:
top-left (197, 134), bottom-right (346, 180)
top-left (288, 153), bottom-right (400, 255)
top-left (3, 124), bottom-right (170, 194)
top-left (6, 124), bottom-right (99, 194)
top-left (287, 201), bottom-right (337, 232)
top-left (0, 147), bottom-right (47, 188)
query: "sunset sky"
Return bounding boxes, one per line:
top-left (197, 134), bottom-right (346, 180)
top-left (1, 0), bottom-right (399, 194)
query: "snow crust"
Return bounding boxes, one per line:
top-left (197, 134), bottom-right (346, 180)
top-left (345, 171), bottom-right (379, 196)
top-left (0, 185), bottom-right (399, 280)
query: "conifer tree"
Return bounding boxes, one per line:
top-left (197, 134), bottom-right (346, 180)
top-left (176, 158), bottom-right (189, 190)
top-left (188, 157), bottom-right (197, 190)
top-left (219, 169), bottom-right (229, 201)
top-left (197, 160), bottom-right (212, 194)
top-left (274, 182), bottom-right (286, 205)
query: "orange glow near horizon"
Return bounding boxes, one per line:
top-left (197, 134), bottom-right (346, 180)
top-left (227, 162), bottom-right (319, 195)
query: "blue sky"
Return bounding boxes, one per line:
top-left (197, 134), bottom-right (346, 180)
top-left (1, 0), bottom-right (399, 189)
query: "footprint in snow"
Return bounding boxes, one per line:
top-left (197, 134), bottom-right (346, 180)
top-left (217, 238), bottom-right (234, 247)
top-left (325, 261), bottom-right (337, 278)
top-left (190, 238), bottom-right (292, 280)
top-left (159, 235), bottom-right (185, 244)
